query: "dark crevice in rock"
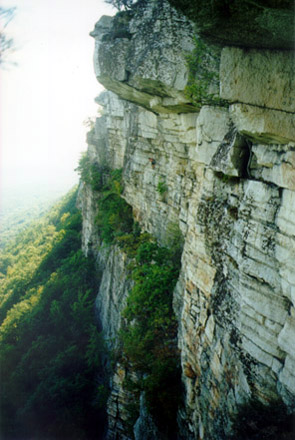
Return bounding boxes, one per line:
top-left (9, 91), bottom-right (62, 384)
top-left (167, 0), bottom-right (295, 49)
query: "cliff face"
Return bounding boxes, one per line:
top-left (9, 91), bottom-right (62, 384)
top-left (79, 0), bottom-right (295, 438)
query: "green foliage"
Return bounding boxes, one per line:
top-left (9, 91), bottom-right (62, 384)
top-left (95, 169), bottom-right (133, 244)
top-left (75, 151), bottom-right (92, 184)
top-left (83, 116), bottom-right (95, 130)
top-left (116, 230), bottom-right (151, 258)
top-left (0, 187), bottom-right (68, 249)
top-left (230, 398), bottom-right (295, 439)
top-left (105, 0), bottom-right (135, 11)
top-left (87, 164), bottom-right (183, 433)
top-left (0, 189), bottom-right (108, 440)
top-left (125, 400), bottom-right (140, 434)
top-left (75, 152), bottom-right (110, 192)
top-left (120, 240), bottom-right (182, 435)
top-left (77, 160), bottom-right (133, 246)
top-left (156, 180), bottom-right (168, 195)
top-left (79, 160), bottom-right (183, 434)
top-left (163, 221), bottom-right (184, 262)
top-left (185, 37), bottom-right (225, 109)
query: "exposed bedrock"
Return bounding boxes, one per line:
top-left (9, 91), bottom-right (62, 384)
top-left (90, 0), bottom-right (196, 113)
top-left (78, 0), bottom-right (295, 438)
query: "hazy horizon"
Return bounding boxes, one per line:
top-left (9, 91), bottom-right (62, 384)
top-left (1, 0), bottom-right (115, 200)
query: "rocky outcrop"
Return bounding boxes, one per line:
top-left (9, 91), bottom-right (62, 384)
top-left (79, 0), bottom-right (295, 438)
top-left (90, 0), bottom-right (195, 113)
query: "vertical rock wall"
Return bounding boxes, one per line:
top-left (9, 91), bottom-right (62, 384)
top-left (79, 0), bottom-right (295, 438)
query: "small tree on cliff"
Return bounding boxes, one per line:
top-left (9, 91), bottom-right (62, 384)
top-left (0, 7), bottom-right (16, 66)
top-left (104, 0), bottom-right (135, 10)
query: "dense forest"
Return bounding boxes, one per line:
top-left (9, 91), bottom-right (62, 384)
top-left (0, 161), bottom-right (183, 440)
top-left (0, 184), bottom-right (73, 249)
top-left (0, 188), bottom-right (107, 440)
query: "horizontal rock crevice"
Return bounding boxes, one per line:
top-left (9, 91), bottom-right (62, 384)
top-left (80, 0), bottom-right (295, 438)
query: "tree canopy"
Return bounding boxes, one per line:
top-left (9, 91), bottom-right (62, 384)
top-left (0, 188), bottom-right (107, 440)
top-left (104, 0), bottom-right (135, 11)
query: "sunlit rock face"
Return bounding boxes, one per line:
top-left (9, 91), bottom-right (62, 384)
top-left (220, 48), bottom-right (295, 114)
top-left (78, 0), bottom-right (295, 438)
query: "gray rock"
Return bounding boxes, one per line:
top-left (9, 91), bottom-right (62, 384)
top-left (229, 104), bottom-right (295, 144)
top-left (220, 47), bottom-right (295, 113)
top-left (91, 0), bottom-right (196, 113)
top-left (79, 1), bottom-right (295, 438)
top-left (210, 128), bottom-right (250, 177)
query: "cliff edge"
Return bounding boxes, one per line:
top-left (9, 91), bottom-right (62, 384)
top-left (78, 0), bottom-right (295, 438)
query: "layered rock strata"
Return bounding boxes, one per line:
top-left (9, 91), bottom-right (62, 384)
top-left (79, 0), bottom-right (295, 438)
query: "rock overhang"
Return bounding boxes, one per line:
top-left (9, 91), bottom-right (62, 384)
top-left (90, 1), bottom-right (197, 114)
top-left (167, 0), bottom-right (295, 50)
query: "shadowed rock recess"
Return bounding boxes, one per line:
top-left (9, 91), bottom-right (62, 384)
top-left (78, 0), bottom-right (295, 438)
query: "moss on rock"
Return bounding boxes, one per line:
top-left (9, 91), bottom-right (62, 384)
top-left (168, 0), bottom-right (295, 49)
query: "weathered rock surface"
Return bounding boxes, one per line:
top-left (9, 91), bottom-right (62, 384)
top-left (77, 182), bottom-right (100, 256)
top-left (79, 0), bottom-right (295, 438)
top-left (250, 143), bottom-right (295, 190)
top-left (220, 47), bottom-right (295, 113)
top-left (95, 246), bottom-right (132, 343)
top-left (90, 0), bottom-right (195, 113)
top-left (229, 104), bottom-right (295, 144)
top-left (106, 365), bottom-right (140, 440)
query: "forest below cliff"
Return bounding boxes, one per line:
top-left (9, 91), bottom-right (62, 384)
top-left (1, 1), bottom-right (294, 438)
top-left (0, 184), bottom-right (74, 249)
top-left (0, 189), bottom-right (107, 440)
top-left (0, 172), bottom-right (182, 440)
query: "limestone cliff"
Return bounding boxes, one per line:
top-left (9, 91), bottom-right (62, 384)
top-left (78, 0), bottom-right (295, 438)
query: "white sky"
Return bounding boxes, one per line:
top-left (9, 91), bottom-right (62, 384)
top-left (0, 0), bottom-right (114, 194)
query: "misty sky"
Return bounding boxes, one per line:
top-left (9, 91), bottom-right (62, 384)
top-left (0, 0), bottom-right (114, 194)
